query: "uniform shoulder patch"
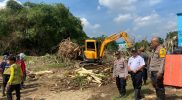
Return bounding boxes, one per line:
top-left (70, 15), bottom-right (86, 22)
top-left (159, 47), bottom-right (166, 58)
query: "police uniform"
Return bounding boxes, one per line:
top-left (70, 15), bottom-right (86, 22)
top-left (128, 55), bottom-right (145, 100)
top-left (149, 45), bottom-right (165, 100)
top-left (113, 57), bottom-right (128, 97)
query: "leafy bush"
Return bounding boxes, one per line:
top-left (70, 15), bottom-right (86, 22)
top-left (0, 1), bottom-right (87, 55)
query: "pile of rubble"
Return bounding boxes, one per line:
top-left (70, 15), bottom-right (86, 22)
top-left (27, 64), bottom-right (113, 92)
top-left (57, 38), bottom-right (80, 60)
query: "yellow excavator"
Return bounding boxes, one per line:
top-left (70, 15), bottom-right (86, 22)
top-left (81, 32), bottom-right (133, 65)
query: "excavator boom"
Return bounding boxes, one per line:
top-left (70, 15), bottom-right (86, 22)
top-left (99, 32), bottom-right (133, 58)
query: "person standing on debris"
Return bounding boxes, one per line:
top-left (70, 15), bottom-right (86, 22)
top-left (128, 48), bottom-right (145, 100)
top-left (0, 54), bottom-right (10, 97)
top-left (6, 56), bottom-right (22, 100)
top-left (149, 37), bottom-right (166, 100)
top-left (16, 53), bottom-right (26, 88)
top-left (138, 47), bottom-right (149, 85)
top-left (113, 51), bottom-right (128, 97)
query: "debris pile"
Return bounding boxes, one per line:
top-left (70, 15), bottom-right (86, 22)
top-left (28, 70), bottom-right (54, 77)
top-left (25, 54), bottom-right (114, 92)
top-left (75, 68), bottom-right (105, 84)
top-left (27, 65), bottom-right (113, 92)
top-left (57, 38), bottom-right (80, 60)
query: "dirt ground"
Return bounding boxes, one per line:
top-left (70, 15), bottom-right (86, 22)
top-left (0, 67), bottom-right (181, 100)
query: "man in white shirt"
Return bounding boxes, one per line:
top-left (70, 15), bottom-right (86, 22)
top-left (128, 48), bottom-right (145, 100)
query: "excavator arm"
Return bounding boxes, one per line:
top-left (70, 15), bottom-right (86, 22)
top-left (99, 32), bottom-right (133, 58)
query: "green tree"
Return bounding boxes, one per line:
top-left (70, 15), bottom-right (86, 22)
top-left (166, 31), bottom-right (177, 40)
top-left (165, 31), bottom-right (178, 52)
top-left (0, 1), bottom-right (87, 55)
top-left (134, 40), bottom-right (150, 50)
top-left (24, 2), bottom-right (38, 8)
top-left (6, 0), bottom-right (23, 12)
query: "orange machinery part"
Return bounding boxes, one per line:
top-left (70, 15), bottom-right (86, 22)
top-left (164, 55), bottom-right (182, 87)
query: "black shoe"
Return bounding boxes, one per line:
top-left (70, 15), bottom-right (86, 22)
top-left (156, 88), bottom-right (165, 100)
top-left (134, 89), bottom-right (142, 100)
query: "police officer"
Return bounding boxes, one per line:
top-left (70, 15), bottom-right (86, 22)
top-left (128, 48), bottom-right (145, 100)
top-left (149, 37), bottom-right (165, 100)
top-left (113, 51), bottom-right (128, 97)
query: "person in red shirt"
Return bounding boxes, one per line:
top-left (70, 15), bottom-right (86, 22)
top-left (16, 53), bottom-right (26, 88)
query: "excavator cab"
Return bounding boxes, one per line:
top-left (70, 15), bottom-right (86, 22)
top-left (84, 40), bottom-right (99, 61)
top-left (83, 32), bottom-right (133, 64)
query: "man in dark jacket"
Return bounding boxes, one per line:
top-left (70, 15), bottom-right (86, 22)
top-left (0, 55), bottom-right (10, 96)
top-left (138, 47), bottom-right (149, 85)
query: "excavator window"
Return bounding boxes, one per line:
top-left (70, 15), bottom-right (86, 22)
top-left (87, 42), bottom-right (96, 51)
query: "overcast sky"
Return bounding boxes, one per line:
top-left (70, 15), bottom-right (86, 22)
top-left (0, 0), bottom-right (181, 41)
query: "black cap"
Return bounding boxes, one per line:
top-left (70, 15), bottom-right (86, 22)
top-left (8, 55), bottom-right (16, 62)
top-left (3, 52), bottom-right (9, 56)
